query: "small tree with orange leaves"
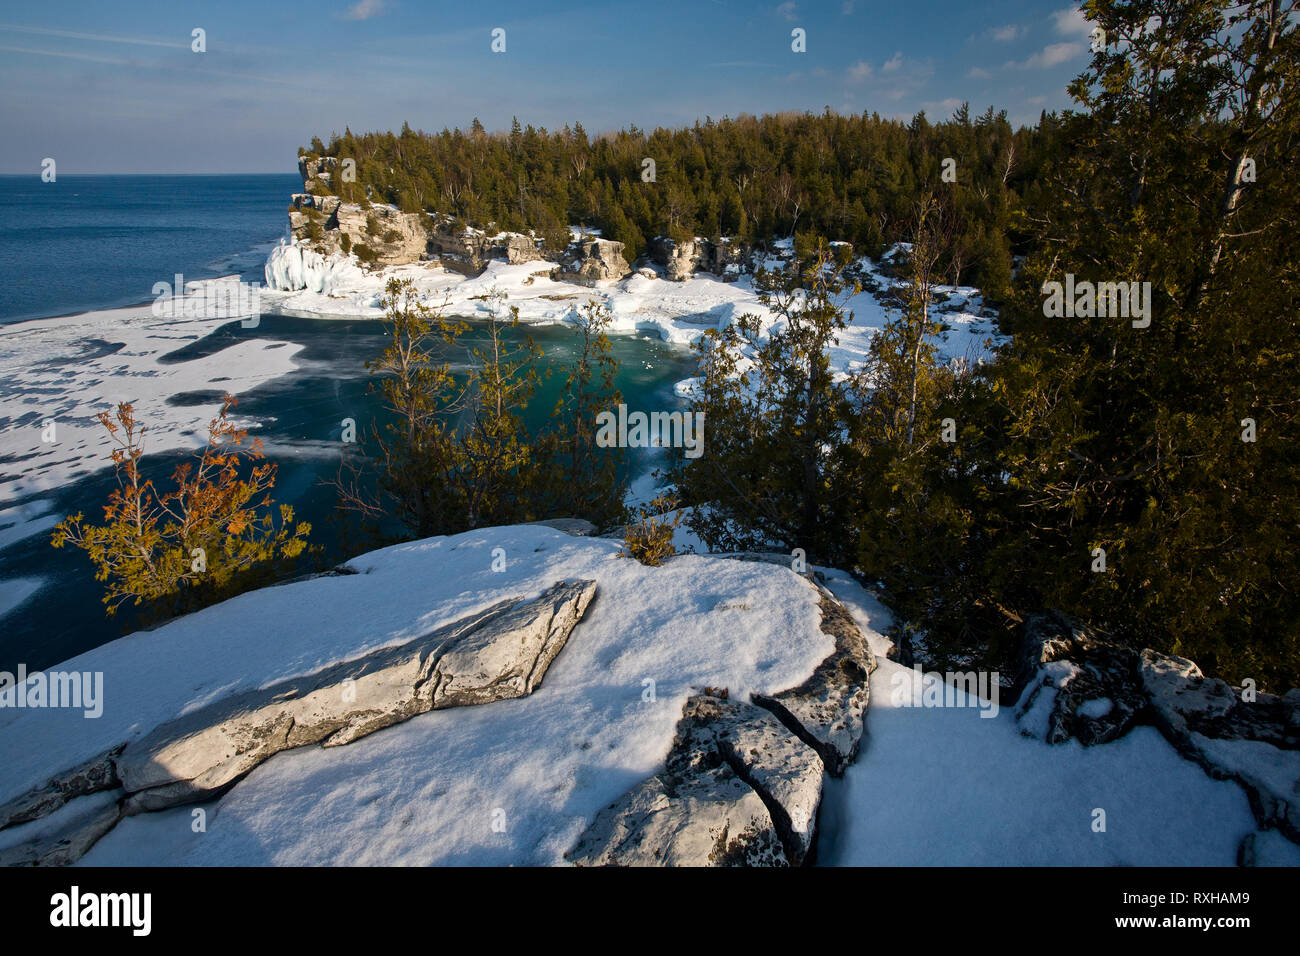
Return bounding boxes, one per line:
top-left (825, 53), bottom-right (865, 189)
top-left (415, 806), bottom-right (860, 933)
top-left (52, 395), bottom-right (311, 619)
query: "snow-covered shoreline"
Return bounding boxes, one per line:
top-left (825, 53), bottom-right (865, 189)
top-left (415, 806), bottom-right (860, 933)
top-left (0, 239), bottom-right (1000, 628)
top-left (262, 238), bottom-right (1003, 373)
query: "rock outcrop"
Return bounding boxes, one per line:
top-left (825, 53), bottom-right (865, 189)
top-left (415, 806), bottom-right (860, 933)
top-left (566, 693), bottom-right (822, 866)
top-left (0, 580), bottom-right (596, 864)
top-left (753, 590), bottom-right (876, 775)
top-left (568, 584), bottom-right (876, 866)
top-left (1139, 649), bottom-right (1300, 843)
top-left (0, 790), bottom-right (123, 867)
top-left (648, 236), bottom-right (755, 281)
top-left (553, 239), bottom-right (631, 286)
top-left (1010, 611), bottom-right (1300, 847)
top-left (425, 216), bottom-right (544, 271)
top-left (1009, 612), bottom-right (1146, 746)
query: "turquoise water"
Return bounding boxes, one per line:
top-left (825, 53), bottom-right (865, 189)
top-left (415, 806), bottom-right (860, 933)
top-left (0, 175), bottom-right (695, 670)
top-left (0, 313), bottom-right (695, 672)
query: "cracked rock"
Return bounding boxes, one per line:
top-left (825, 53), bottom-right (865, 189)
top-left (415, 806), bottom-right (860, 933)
top-left (752, 589), bottom-right (875, 775)
top-left (567, 693), bottom-right (822, 866)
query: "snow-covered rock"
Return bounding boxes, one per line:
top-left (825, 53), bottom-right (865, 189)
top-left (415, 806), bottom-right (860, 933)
top-left (567, 692), bottom-right (824, 866)
top-left (1140, 648), bottom-right (1300, 843)
top-left (0, 524), bottom-right (833, 866)
top-left (1005, 612), bottom-right (1300, 850)
top-left (0, 789), bottom-right (122, 867)
top-left (1010, 612), bottom-right (1146, 746)
top-left (114, 579), bottom-right (595, 810)
top-left (264, 240), bottom-right (366, 294)
top-left (752, 587), bottom-right (875, 775)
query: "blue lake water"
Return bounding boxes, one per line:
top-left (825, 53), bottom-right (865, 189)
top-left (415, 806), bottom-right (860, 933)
top-left (0, 175), bottom-right (693, 670)
top-left (0, 173), bottom-right (299, 324)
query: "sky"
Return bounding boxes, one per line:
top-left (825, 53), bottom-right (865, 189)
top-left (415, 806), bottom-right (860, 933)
top-left (0, 0), bottom-right (1099, 174)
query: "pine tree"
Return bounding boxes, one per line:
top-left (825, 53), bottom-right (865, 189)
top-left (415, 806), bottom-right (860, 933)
top-left (672, 244), bottom-right (857, 561)
top-left (542, 300), bottom-right (628, 528)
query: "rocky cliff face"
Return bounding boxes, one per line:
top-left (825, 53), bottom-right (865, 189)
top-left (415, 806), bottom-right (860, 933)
top-left (285, 158), bottom-right (628, 284)
top-left (649, 236), bottom-right (756, 282)
top-left (284, 157), bottom-right (782, 288)
top-left (554, 239), bottom-right (632, 286)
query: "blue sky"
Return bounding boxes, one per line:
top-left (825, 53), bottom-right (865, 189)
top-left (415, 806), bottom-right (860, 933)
top-left (0, 0), bottom-right (1098, 173)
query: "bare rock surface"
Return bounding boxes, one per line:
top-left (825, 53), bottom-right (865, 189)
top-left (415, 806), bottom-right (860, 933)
top-left (554, 239), bottom-right (631, 285)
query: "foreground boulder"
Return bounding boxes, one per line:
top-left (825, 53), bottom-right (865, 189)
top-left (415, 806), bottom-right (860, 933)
top-left (0, 579), bottom-right (596, 862)
top-left (569, 585), bottom-right (876, 866)
top-left (117, 579), bottom-right (596, 809)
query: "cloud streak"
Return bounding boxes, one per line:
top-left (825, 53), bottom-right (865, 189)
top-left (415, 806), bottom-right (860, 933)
top-left (341, 0), bottom-right (387, 21)
top-left (0, 23), bottom-right (187, 48)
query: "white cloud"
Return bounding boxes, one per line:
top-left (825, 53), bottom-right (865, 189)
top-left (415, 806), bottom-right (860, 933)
top-left (1051, 6), bottom-right (1093, 37)
top-left (882, 50), bottom-right (903, 73)
top-left (968, 66), bottom-right (991, 79)
top-left (1007, 41), bottom-right (1084, 70)
top-left (847, 59), bottom-right (873, 82)
top-left (989, 24), bottom-right (1021, 42)
top-left (342, 0), bottom-right (386, 20)
top-left (777, 2), bottom-right (799, 21)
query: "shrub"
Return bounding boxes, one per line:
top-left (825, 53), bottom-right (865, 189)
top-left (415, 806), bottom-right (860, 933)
top-left (621, 493), bottom-right (682, 567)
top-left (52, 397), bottom-right (311, 619)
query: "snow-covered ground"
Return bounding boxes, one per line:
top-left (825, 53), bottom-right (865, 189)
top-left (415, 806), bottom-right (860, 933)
top-left (0, 522), bottom-right (1290, 866)
top-left (814, 568), bottom-right (1299, 867)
